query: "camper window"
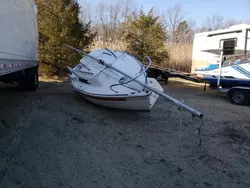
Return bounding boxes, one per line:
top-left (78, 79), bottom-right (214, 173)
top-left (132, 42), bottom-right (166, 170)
top-left (220, 39), bottom-right (236, 55)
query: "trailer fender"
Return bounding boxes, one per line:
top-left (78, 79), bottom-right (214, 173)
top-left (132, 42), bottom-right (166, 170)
top-left (227, 86), bottom-right (250, 95)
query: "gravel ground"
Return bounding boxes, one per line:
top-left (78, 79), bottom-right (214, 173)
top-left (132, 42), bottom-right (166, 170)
top-left (0, 79), bottom-right (250, 188)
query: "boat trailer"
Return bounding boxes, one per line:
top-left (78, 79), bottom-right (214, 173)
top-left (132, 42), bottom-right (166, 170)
top-left (146, 64), bottom-right (204, 84)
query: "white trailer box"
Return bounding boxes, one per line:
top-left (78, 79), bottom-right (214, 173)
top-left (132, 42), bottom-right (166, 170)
top-left (0, 0), bottom-right (39, 90)
top-left (191, 24), bottom-right (250, 73)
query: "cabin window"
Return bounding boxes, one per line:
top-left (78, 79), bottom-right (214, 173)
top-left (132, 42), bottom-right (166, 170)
top-left (79, 77), bottom-right (90, 84)
top-left (219, 38), bottom-right (237, 55)
top-left (223, 40), bottom-right (235, 55)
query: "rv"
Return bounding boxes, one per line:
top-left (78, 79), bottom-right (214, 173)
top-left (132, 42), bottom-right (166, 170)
top-left (191, 24), bottom-right (250, 74)
top-left (0, 0), bottom-right (39, 90)
top-left (191, 25), bottom-right (250, 105)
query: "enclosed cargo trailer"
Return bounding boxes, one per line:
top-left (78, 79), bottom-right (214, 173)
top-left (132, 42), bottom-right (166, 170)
top-left (0, 0), bottom-right (39, 90)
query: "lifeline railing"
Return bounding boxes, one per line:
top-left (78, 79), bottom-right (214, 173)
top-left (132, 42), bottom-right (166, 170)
top-left (109, 55), bottom-right (152, 93)
top-left (104, 48), bottom-right (152, 85)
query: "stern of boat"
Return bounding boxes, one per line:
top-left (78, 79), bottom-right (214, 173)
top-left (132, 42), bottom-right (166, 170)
top-left (148, 78), bottom-right (164, 109)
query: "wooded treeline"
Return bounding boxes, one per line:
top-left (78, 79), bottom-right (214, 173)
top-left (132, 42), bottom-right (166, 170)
top-left (35, 0), bottom-right (248, 76)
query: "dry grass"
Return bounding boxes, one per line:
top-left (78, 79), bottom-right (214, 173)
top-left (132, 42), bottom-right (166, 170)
top-left (90, 40), bottom-right (128, 52)
top-left (39, 75), bottom-right (68, 82)
top-left (39, 40), bottom-right (193, 79)
top-left (166, 43), bottom-right (193, 72)
top-left (90, 40), bottom-right (193, 72)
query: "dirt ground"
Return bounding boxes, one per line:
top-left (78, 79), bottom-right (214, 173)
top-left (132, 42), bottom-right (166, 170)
top-left (0, 78), bottom-right (250, 188)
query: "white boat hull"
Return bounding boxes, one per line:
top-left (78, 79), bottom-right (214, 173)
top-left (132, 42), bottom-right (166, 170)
top-left (83, 94), bottom-right (151, 111)
top-left (71, 77), bottom-right (163, 111)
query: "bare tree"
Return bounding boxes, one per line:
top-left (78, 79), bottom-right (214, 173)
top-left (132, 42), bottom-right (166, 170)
top-left (204, 14), bottom-right (224, 30)
top-left (80, 2), bottom-right (94, 23)
top-left (173, 20), bottom-right (196, 44)
top-left (96, 1), bottom-right (109, 41)
top-left (109, 3), bottom-right (122, 29)
top-left (120, 0), bottom-right (134, 20)
top-left (94, 0), bottom-right (135, 42)
top-left (195, 26), bottom-right (208, 33)
top-left (223, 19), bottom-right (243, 28)
top-left (163, 4), bottom-right (185, 42)
top-left (186, 18), bottom-right (196, 29)
top-left (197, 16), bottom-right (244, 32)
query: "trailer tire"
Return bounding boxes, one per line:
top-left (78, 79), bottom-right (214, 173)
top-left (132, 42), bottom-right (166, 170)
top-left (18, 66), bottom-right (39, 91)
top-left (228, 89), bottom-right (250, 105)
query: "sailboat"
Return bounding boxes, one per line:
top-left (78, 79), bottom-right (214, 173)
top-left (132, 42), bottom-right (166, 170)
top-left (66, 45), bottom-right (203, 118)
top-left (68, 48), bottom-right (163, 111)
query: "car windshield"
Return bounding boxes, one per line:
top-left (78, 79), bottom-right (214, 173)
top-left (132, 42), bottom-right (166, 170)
top-left (223, 55), bottom-right (250, 66)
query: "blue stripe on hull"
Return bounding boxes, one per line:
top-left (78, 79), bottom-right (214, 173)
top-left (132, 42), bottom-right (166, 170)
top-left (232, 65), bottom-right (250, 78)
top-left (204, 77), bottom-right (250, 87)
top-left (238, 65), bottom-right (250, 75)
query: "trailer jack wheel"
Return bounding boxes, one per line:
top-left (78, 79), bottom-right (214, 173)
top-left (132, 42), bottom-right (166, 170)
top-left (229, 89), bottom-right (249, 105)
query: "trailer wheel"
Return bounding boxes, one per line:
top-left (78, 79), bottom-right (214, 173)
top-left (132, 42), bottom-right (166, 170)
top-left (18, 66), bottom-right (39, 91)
top-left (229, 89), bottom-right (249, 105)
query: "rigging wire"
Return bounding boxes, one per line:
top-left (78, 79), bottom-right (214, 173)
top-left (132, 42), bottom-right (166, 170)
top-left (197, 117), bottom-right (204, 147)
top-left (150, 93), bottom-right (204, 146)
